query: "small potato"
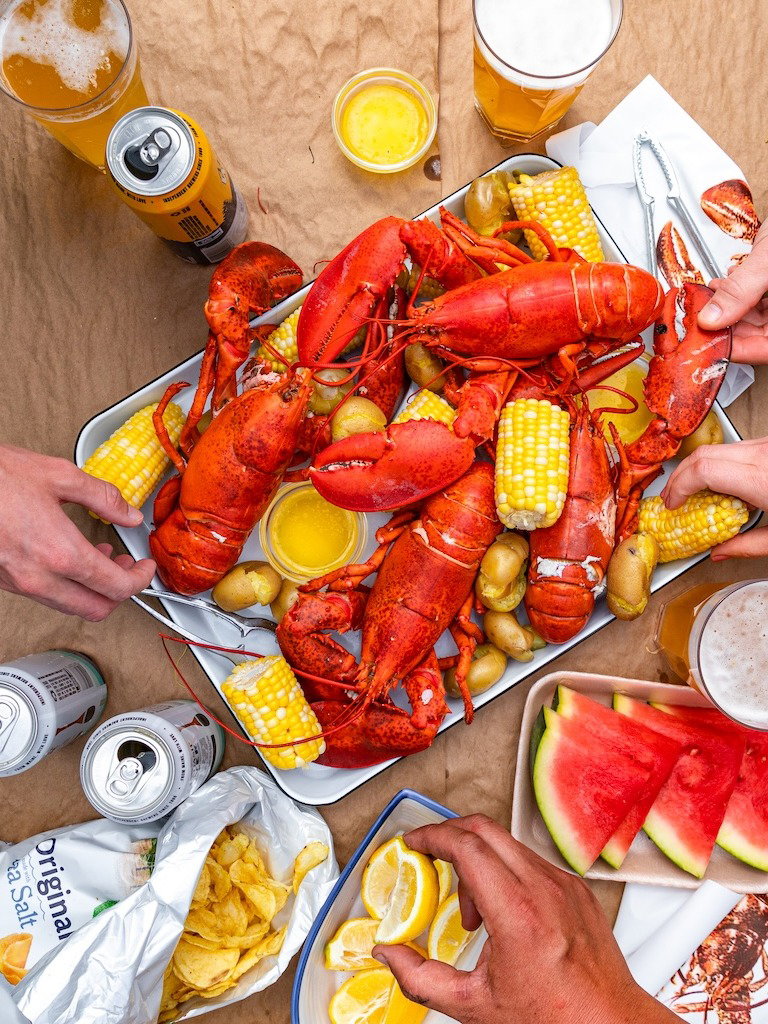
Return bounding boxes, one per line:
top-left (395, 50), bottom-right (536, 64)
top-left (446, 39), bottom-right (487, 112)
top-left (330, 397), bottom-right (387, 443)
top-left (476, 534), bottom-right (529, 612)
top-left (196, 410), bottom-right (213, 436)
top-left (309, 368), bottom-right (353, 415)
top-left (212, 561), bottom-right (282, 612)
top-left (464, 171), bottom-right (516, 237)
top-left (445, 643), bottom-right (507, 698)
top-left (270, 579), bottom-right (301, 623)
top-left (405, 344), bottom-right (448, 392)
top-left (606, 533), bottom-right (660, 621)
top-left (677, 411), bottom-right (724, 459)
top-left (484, 610), bottom-right (540, 662)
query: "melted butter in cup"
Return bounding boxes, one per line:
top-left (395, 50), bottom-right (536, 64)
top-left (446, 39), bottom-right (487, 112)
top-left (333, 68), bottom-right (437, 173)
top-left (260, 482), bottom-right (367, 582)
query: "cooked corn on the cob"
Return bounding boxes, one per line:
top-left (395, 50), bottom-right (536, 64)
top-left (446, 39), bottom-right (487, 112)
top-left (393, 390), bottom-right (457, 427)
top-left (638, 490), bottom-right (749, 563)
top-left (82, 402), bottom-right (184, 513)
top-left (256, 306), bottom-right (302, 371)
top-left (221, 656), bottom-right (325, 770)
top-left (495, 398), bottom-right (571, 530)
top-left (508, 167), bottom-right (604, 263)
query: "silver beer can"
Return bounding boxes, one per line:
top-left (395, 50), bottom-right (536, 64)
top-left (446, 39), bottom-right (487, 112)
top-left (80, 700), bottom-right (225, 824)
top-left (0, 650), bottom-right (107, 778)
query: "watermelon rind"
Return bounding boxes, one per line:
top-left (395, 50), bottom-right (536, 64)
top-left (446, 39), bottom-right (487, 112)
top-left (652, 704), bottom-right (768, 872)
top-left (613, 693), bottom-right (744, 878)
top-left (532, 706), bottom-right (650, 876)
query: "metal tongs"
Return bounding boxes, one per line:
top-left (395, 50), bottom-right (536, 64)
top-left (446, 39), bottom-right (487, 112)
top-left (132, 587), bottom-right (277, 664)
top-left (633, 129), bottom-right (721, 281)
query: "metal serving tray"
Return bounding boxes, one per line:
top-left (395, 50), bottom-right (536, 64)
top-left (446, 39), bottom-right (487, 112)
top-left (75, 153), bottom-right (758, 806)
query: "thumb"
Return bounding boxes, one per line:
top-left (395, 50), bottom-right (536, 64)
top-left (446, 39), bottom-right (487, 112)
top-left (373, 945), bottom-right (476, 1017)
top-left (57, 466), bottom-right (144, 527)
top-left (699, 231), bottom-right (768, 330)
top-left (711, 523), bottom-right (768, 561)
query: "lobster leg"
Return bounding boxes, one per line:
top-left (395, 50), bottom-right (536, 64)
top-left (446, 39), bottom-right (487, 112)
top-left (301, 511), bottom-right (415, 593)
top-left (448, 590), bottom-right (485, 723)
top-left (178, 333), bottom-right (218, 457)
top-left (153, 380), bottom-right (189, 474)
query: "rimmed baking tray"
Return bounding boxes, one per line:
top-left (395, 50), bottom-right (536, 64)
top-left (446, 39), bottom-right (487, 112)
top-left (75, 153), bottom-right (758, 806)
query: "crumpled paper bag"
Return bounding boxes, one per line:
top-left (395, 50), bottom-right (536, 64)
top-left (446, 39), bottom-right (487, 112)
top-left (13, 767), bottom-right (339, 1024)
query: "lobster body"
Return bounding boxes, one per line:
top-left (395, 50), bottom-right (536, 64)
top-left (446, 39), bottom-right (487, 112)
top-left (277, 462), bottom-right (502, 767)
top-left (150, 369), bottom-right (312, 594)
top-left (525, 403), bottom-right (617, 645)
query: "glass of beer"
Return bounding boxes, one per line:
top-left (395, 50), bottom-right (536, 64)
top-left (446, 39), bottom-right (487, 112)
top-left (0, 0), bottom-right (148, 169)
top-left (686, 579), bottom-right (768, 731)
top-left (473, 0), bottom-right (623, 143)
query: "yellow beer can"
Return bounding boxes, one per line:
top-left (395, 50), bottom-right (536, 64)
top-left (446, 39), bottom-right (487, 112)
top-left (105, 106), bottom-right (249, 264)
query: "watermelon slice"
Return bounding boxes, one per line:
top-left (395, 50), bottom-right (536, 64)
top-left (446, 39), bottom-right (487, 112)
top-left (532, 707), bottom-right (652, 876)
top-left (653, 704), bottom-right (768, 871)
top-left (614, 695), bottom-right (745, 877)
top-left (556, 687), bottom-right (684, 867)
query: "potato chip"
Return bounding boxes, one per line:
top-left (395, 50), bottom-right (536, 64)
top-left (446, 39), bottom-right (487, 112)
top-left (230, 860), bottom-right (279, 919)
top-left (213, 888), bottom-right (250, 936)
top-left (293, 841), bottom-right (330, 894)
top-left (184, 907), bottom-right (229, 943)
top-left (173, 939), bottom-right (239, 991)
top-left (243, 841), bottom-right (267, 872)
top-left (232, 926), bottom-right (287, 981)
top-left (0, 933), bottom-right (32, 985)
top-left (216, 834), bottom-right (249, 868)
top-left (204, 858), bottom-right (231, 902)
top-left (191, 863), bottom-right (211, 907)
top-left (181, 931), bottom-right (221, 951)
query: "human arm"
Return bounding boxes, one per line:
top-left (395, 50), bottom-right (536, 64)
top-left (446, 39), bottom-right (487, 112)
top-left (661, 437), bottom-right (768, 560)
top-left (373, 815), bottom-right (679, 1024)
top-left (699, 221), bottom-right (768, 363)
top-left (0, 443), bottom-right (156, 620)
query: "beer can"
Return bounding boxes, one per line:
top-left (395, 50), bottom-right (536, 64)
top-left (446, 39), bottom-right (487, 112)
top-left (80, 700), bottom-right (225, 824)
top-left (0, 650), bottom-right (107, 778)
top-left (105, 106), bottom-right (249, 265)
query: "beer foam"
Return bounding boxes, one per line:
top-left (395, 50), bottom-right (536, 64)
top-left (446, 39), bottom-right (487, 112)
top-left (697, 581), bottom-right (768, 728)
top-left (0, 0), bottom-right (128, 96)
top-left (474, 0), bottom-right (615, 84)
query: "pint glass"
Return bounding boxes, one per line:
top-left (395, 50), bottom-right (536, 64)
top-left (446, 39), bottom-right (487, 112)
top-left (473, 0), bottom-right (623, 143)
top-left (0, 0), bottom-right (148, 169)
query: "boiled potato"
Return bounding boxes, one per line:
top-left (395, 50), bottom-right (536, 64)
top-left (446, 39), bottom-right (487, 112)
top-left (309, 368), bottom-right (353, 415)
top-left (270, 579), bottom-right (301, 623)
top-left (445, 643), bottom-right (507, 698)
top-left (476, 534), bottom-right (529, 612)
top-left (212, 561), bottom-right (282, 612)
top-left (196, 410), bottom-right (213, 436)
top-left (405, 343), bottom-right (447, 392)
top-left (465, 171), bottom-right (516, 237)
top-left (677, 411), bottom-right (724, 459)
top-left (606, 533), bottom-right (660, 621)
top-left (483, 610), bottom-right (542, 663)
top-left (330, 397), bottom-right (387, 443)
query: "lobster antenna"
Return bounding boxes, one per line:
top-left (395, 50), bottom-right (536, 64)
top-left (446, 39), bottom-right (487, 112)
top-left (585, 382), bottom-right (640, 418)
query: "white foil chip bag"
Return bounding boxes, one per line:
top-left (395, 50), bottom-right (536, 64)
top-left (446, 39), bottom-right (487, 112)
top-left (0, 820), bottom-right (159, 981)
top-left (12, 767), bottom-right (338, 1024)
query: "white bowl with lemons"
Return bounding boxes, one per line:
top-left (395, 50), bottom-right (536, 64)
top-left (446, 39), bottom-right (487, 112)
top-left (291, 790), bottom-right (486, 1024)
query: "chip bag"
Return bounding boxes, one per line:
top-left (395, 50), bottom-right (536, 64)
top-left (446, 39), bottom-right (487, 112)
top-left (12, 768), bottom-right (338, 1024)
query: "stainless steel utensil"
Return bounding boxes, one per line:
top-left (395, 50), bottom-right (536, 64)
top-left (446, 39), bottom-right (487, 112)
top-left (132, 588), bottom-right (277, 664)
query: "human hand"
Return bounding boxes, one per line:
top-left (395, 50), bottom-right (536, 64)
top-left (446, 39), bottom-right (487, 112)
top-left (661, 437), bottom-right (768, 559)
top-left (372, 815), bottom-right (677, 1024)
top-left (0, 444), bottom-right (156, 620)
top-left (699, 221), bottom-right (768, 363)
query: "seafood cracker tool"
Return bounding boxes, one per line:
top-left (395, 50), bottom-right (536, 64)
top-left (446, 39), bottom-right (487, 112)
top-left (633, 130), bottom-right (721, 282)
top-left (133, 587), bottom-right (277, 663)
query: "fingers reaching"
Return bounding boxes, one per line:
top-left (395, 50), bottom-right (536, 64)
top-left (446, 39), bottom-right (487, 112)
top-left (699, 223), bottom-right (768, 331)
top-left (711, 525), bottom-right (768, 561)
top-left (373, 945), bottom-right (477, 1018)
top-left (661, 444), bottom-right (767, 511)
top-left (55, 462), bottom-right (144, 527)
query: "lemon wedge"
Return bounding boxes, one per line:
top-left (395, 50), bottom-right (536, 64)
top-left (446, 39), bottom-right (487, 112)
top-left (361, 837), bottom-right (402, 920)
top-left (329, 967), bottom-right (394, 1024)
top-left (434, 858), bottom-right (453, 905)
top-left (325, 918), bottom-right (381, 971)
top-left (382, 978), bottom-right (429, 1024)
top-left (375, 841), bottom-right (439, 945)
top-left (427, 892), bottom-right (474, 965)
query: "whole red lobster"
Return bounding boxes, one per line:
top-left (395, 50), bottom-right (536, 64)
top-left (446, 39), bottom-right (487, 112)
top-left (276, 461), bottom-right (501, 768)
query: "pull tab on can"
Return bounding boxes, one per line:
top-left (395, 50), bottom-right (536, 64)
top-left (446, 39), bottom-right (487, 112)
top-left (106, 744), bottom-right (158, 799)
top-left (123, 126), bottom-right (177, 181)
top-left (0, 695), bottom-right (21, 756)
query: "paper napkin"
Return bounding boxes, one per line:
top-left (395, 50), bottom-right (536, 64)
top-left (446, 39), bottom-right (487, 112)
top-left (547, 75), bottom-right (756, 406)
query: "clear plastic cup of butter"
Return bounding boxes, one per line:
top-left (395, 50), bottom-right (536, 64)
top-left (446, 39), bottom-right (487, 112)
top-left (332, 67), bottom-right (437, 173)
top-left (260, 482), bottom-right (367, 583)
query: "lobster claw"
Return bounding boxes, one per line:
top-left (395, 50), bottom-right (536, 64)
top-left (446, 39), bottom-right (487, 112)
top-left (701, 179), bottom-right (760, 242)
top-left (308, 420), bottom-right (476, 511)
top-left (297, 216), bottom-right (407, 366)
top-left (644, 283), bottom-right (732, 441)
